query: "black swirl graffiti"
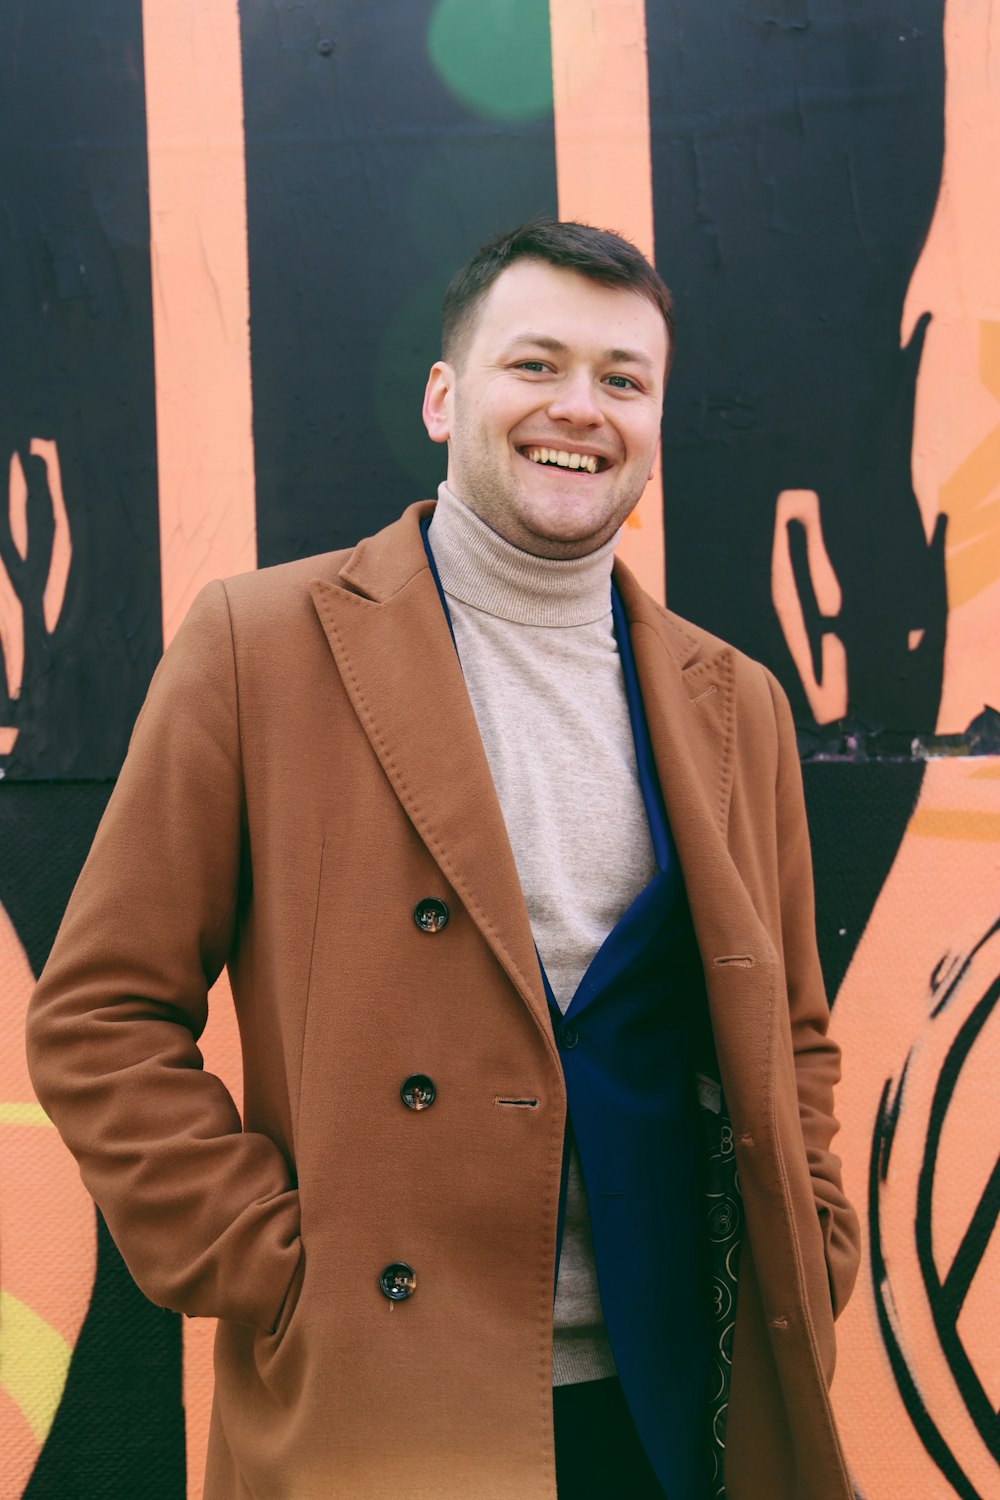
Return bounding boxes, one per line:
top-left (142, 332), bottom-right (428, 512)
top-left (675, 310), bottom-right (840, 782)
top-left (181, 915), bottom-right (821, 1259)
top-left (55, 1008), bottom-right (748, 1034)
top-left (870, 918), bottom-right (1000, 1500)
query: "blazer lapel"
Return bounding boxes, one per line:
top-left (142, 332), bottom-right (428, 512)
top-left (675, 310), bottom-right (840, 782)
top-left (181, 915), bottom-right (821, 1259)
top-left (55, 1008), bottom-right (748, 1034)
top-left (308, 502), bottom-right (552, 1046)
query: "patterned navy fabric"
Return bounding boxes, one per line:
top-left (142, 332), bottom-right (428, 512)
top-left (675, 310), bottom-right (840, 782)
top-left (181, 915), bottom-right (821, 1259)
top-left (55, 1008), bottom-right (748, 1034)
top-left (696, 1071), bottom-right (743, 1498)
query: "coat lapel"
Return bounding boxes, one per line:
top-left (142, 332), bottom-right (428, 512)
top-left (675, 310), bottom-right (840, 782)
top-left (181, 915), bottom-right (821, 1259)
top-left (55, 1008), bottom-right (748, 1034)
top-left (613, 563), bottom-right (778, 1111)
top-left (308, 502), bottom-right (553, 1047)
top-left (613, 563), bottom-right (733, 890)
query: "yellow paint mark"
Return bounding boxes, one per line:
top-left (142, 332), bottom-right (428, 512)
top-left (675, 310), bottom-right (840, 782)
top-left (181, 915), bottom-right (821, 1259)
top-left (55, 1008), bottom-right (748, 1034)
top-left (938, 322), bottom-right (1000, 610)
top-left (0, 1102), bottom-right (52, 1127)
top-left (0, 1291), bottom-right (72, 1444)
top-left (909, 809), bottom-right (1000, 842)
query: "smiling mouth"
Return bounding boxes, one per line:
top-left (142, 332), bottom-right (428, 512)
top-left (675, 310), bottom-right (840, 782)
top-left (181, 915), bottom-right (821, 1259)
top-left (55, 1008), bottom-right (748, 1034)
top-left (519, 445), bottom-right (606, 474)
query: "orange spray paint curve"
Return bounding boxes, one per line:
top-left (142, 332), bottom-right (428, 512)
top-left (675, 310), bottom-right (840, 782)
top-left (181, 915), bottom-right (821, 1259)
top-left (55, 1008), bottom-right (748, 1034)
top-left (771, 489), bottom-right (848, 726)
top-left (31, 441), bottom-right (72, 633)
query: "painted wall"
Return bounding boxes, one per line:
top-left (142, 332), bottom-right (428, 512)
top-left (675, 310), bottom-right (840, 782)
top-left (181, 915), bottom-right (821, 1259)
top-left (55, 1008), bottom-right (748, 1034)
top-left (1, 3), bottom-right (997, 1497)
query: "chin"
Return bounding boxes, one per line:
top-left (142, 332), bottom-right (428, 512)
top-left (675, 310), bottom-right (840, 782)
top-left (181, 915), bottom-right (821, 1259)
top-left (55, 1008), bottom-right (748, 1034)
top-left (520, 521), bottom-right (614, 559)
top-left (525, 505), bottom-right (611, 541)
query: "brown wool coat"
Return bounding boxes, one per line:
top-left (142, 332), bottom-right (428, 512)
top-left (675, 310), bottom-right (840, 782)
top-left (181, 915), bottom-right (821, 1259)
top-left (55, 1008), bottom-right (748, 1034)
top-left (26, 500), bottom-right (861, 1499)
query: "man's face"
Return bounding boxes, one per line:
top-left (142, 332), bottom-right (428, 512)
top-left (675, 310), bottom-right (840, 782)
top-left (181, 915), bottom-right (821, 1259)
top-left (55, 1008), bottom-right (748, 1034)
top-left (422, 260), bottom-right (669, 559)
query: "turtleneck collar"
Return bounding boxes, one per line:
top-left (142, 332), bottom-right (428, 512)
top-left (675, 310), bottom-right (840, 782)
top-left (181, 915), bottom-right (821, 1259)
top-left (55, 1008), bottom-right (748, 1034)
top-left (426, 483), bottom-right (619, 627)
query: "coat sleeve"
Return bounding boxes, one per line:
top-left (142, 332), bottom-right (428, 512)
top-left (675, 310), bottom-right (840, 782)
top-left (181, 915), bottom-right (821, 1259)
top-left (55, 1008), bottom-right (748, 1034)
top-left (765, 668), bottom-right (861, 1320)
top-left (25, 581), bottom-right (302, 1335)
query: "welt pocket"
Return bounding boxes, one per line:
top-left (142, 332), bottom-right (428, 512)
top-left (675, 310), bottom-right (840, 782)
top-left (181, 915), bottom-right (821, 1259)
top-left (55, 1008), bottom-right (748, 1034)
top-left (266, 1244), bottom-right (305, 1347)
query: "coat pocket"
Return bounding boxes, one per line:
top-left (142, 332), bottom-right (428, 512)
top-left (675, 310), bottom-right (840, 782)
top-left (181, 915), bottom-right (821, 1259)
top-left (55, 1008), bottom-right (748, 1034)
top-left (264, 1239), bottom-right (305, 1346)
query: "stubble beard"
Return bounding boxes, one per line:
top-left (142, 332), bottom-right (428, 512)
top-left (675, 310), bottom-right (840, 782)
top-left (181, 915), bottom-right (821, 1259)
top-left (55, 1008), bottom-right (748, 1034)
top-left (448, 417), bottom-right (630, 560)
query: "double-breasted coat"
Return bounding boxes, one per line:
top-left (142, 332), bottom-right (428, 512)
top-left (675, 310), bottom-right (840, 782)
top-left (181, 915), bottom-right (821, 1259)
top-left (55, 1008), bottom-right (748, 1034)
top-left (26, 499), bottom-right (861, 1499)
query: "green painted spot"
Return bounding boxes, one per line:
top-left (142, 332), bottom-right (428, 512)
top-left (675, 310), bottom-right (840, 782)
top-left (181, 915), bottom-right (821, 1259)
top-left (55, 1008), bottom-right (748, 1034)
top-left (401, 147), bottom-right (556, 277)
top-left (427, 0), bottom-right (553, 122)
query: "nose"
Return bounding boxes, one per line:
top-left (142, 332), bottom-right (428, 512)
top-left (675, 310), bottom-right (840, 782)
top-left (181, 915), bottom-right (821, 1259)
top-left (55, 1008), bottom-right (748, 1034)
top-left (546, 369), bottom-right (604, 429)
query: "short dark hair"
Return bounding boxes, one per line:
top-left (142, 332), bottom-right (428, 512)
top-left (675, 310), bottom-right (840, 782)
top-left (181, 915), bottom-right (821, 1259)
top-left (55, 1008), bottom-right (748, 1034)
top-left (441, 218), bottom-right (675, 372)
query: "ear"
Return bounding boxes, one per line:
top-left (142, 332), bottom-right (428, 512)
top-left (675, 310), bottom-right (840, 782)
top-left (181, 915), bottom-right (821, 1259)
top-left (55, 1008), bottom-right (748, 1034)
top-left (422, 361), bottom-right (454, 445)
top-left (647, 433), bottom-right (662, 484)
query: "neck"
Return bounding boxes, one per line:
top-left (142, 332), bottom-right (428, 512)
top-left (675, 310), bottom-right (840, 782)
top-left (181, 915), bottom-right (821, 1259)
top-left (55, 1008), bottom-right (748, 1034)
top-left (427, 483), bottom-right (618, 627)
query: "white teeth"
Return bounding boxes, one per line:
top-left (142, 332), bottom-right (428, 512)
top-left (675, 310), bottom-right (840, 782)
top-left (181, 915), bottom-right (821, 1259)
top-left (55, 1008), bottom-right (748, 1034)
top-left (525, 447), bottom-right (600, 473)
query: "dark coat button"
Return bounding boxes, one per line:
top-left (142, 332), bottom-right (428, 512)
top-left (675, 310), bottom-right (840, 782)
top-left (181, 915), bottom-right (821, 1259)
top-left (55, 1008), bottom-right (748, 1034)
top-left (413, 897), bottom-right (449, 933)
top-left (560, 1024), bottom-right (579, 1050)
top-left (400, 1074), bottom-right (436, 1110)
top-left (379, 1263), bottom-right (417, 1301)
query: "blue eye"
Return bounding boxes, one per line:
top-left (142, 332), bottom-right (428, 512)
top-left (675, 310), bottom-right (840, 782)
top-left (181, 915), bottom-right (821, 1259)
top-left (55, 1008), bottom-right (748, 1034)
top-left (604, 374), bottom-right (636, 389)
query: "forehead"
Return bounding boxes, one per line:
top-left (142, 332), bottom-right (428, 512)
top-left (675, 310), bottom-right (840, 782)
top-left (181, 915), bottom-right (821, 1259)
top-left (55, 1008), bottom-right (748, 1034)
top-left (468, 259), bottom-right (668, 367)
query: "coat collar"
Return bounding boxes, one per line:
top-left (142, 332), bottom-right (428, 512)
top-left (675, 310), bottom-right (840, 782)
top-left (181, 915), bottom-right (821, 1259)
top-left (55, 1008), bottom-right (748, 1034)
top-left (309, 501), bottom-right (769, 1049)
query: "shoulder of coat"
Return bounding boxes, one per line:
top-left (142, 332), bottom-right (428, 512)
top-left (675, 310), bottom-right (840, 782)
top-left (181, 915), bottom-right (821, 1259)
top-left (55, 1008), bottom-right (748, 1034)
top-left (648, 596), bottom-right (776, 706)
top-left (217, 548), bottom-right (355, 629)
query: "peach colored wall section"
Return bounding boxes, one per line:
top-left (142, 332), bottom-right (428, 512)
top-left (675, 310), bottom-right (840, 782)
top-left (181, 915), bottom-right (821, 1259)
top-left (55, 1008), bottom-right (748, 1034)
top-left (142, 3), bottom-right (255, 1493)
top-left (830, 757), bottom-right (1000, 1499)
top-left (549, 0), bottom-right (665, 603)
top-left (143, 0), bottom-right (257, 651)
top-left (903, 1), bottom-right (1000, 734)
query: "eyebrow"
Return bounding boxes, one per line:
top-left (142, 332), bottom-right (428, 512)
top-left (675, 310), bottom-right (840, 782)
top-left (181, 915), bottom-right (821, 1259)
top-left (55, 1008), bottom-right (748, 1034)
top-left (500, 332), bottom-right (657, 373)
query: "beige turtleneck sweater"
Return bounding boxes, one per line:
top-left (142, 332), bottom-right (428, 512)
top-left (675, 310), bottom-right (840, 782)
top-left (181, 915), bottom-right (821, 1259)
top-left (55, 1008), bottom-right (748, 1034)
top-left (427, 484), bottom-right (658, 1386)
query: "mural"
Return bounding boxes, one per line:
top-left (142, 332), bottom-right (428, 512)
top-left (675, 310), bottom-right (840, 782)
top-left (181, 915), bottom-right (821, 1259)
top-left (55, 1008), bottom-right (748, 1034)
top-left (1, 2), bottom-right (996, 1497)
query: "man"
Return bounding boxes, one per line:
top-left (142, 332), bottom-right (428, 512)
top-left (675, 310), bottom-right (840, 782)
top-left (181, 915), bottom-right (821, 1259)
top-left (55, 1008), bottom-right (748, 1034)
top-left (27, 220), bottom-right (860, 1500)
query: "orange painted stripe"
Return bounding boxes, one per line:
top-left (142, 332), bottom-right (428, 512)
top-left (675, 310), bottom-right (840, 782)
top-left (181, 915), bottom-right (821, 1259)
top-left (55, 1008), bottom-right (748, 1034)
top-left (142, 6), bottom-right (255, 1495)
top-left (143, 0), bottom-right (256, 650)
top-left (549, 0), bottom-right (664, 603)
